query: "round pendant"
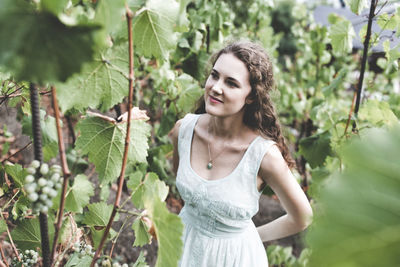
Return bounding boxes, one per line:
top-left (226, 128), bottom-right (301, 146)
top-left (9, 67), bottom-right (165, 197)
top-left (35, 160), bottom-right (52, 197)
top-left (207, 162), bottom-right (213, 170)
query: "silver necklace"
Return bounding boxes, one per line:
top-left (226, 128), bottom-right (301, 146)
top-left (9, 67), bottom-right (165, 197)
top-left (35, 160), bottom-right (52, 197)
top-left (206, 124), bottom-right (228, 170)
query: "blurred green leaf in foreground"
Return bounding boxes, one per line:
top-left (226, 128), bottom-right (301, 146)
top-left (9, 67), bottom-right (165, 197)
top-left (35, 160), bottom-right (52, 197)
top-left (307, 125), bottom-right (400, 267)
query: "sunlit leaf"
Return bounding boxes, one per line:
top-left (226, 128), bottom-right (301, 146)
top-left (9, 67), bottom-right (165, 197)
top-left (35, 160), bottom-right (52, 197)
top-left (53, 174), bottom-right (94, 213)
top-left (358, 100), bottom-right (399, 128)
top-left (329, 19), bottom-right (355, 54)
top-left (132, 0), bottom-right (180, 60)
top-left (344, 0), bottom-right (367, 15)
top-left (132, 217), bottom-right (152, 246)
top-left (307, 126), bottom-right (400, 267)
top-left (94, 0), bottom-right (125, 34)
top-left (383, 40), bottom-right (400, 69)
top-left (82, 202), bottom-right (118, 227)
top-left (377, 13), bottom-right (398, 30)
top-left (75, 117), bottom-right (150, 184)
top-left (57, 44), bottom-right (129, 112)
top-left (144, 195), bottom-right (183, 267)
top-left (3, 163), bottom-right (27, 188)
top-left (128, 172), bottom-right (169, 209)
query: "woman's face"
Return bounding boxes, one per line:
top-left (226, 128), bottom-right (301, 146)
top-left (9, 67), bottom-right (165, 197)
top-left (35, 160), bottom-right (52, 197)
top-left (204, 53), bottom-right (252, 118)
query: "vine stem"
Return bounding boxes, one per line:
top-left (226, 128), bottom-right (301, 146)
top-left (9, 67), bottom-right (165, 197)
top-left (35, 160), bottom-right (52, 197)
top-left (0, 89), bottom-right (50, 99)
top-left (344, 0), bottom-right (377, 135)
top-left (30, 83), bottom-right (51, 267)
top-left (90, 5), bottom-right (135, 266)
top-left (50, 86), bottom-right (71, 265)
top-left (109, 214), bottom-right (136, 258)
top-left (0, 142), bottom-right (32, 163)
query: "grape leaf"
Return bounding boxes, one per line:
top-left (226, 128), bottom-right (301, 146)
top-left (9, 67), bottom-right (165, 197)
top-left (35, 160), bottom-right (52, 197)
top-left (82, 202), bottom-right (118, 227)
top-left (22, 110), bottom-right (59, 162)
top-left (41, 0), bottom-right (69, 15)
top-left (175, 74), bottom-right (203, 113)
top-left (132, 217), bottom-right (152, 247)
top-left (132, 0), bottom-right (180, 60)
top-left (65, 174), bottom-right (94, 213)
top-left (133, 251), bottom-right (149, 267)
top-left (383, 40), bottom-right (400, 69)
top-left (128, 172), bottom-right (169, 209)
top-left (4, 163), bottom-right (27, 188)
top-left (11, 196), bottom-right (30, 220)
top-left (344, 0), bottom-right (367, 15)
top-left (144, 195), bottom-right (183, 267)
top-left (307, 126), bottom-right (400, 267)
top-left (89, 227), bottom-right (117, 250)
top-left (377, 13), bottom-right (398, 30)
top-left (75, 117), bottom-right (150, 184)
top-left (11, 217), bottom-right (54, 252)
top-left (127, 172), bottom-right (182, 266)
top-left (65, 254), bottom-right (92, 267)
top-left (157, 103), bottom-right (177, 136)
top-left (299, 131), bottom-right (333, 168)
top-left (94, 0), bottom-right (125, 41)
top-left (329, 19), bottom-right (355, 54)
top-left (56, 43), bottom-right (129, 112)
top-left (358, 100), bottom-right (399, 127)
top-left (53, 174), bottom-right (94, 213)
top-left (0, 0), bottom-right (100, 83)
top-left (176, 0), bottom-right (190, 32)
top-left (322, 68), bottom-right (348, 97)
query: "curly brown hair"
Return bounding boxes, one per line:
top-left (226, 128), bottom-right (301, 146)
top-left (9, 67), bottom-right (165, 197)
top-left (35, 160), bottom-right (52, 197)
top-left (195, 41), bottom-right (295, 169)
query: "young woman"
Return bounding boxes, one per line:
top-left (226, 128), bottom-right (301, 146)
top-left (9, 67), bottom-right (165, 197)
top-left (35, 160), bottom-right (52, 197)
top-left (169, 41), bottom-right (313, 267)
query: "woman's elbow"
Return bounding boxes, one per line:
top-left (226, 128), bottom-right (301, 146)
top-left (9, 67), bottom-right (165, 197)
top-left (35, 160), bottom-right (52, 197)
top-left (298, 205), bottom-right (313, 230)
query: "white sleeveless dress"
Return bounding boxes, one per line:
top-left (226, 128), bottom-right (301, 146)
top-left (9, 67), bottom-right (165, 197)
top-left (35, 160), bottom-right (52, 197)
top-left (176, 114), bottom-right (275, 267)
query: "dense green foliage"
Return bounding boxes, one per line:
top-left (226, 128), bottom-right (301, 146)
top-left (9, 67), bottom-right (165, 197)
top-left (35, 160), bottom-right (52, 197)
top-left (0, 0), bottom-right (399, 266)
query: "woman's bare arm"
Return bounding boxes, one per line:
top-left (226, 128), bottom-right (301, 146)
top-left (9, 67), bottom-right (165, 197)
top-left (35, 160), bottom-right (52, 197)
top-left (168, 119), bottom-right (182, 175)
top-left (256, 145), bottom-right (313, 242)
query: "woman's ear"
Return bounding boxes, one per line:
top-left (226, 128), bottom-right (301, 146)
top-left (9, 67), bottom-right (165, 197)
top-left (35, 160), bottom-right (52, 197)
top-left (245, 98), bottom-right (254, 104)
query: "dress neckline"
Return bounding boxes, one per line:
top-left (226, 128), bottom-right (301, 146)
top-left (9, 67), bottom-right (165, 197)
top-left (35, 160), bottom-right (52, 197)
top-left (187, 114), bottom-right (260, 183)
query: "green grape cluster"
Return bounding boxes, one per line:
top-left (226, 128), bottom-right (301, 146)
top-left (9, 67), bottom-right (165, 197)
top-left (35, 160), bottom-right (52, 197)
top-left (24, 160), bottom-right (62, 214)
top-left (12, 249), bottom-right (38, 266)
top-left (94, 259), bottom-right (129, 267)
top-left (111, 262), bottom-right (129, 267)
top-left (73, 241), bottom-right (95, 258)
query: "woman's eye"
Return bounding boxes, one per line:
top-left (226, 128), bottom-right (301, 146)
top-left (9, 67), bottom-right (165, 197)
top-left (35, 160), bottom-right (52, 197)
top-left (227, 80), bottom-right (238, 88)
top-left (211, 72), bottom-right (218, 79)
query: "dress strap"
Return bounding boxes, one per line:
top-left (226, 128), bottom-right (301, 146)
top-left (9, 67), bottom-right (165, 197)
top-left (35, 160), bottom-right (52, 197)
top-left (251, 137), bottom-right (276, 195)
top-left (178, 113), bottom-right (200, 158)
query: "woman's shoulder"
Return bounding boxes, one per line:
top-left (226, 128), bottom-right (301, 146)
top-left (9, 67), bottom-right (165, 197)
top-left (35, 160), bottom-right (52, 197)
top-left (258, 139), bottom-right (288, 177)
top-left (168, 113), bottom-right (202, 142)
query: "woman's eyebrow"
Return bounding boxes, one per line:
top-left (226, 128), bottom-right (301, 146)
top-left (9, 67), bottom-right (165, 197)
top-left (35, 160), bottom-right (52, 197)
top-left (226, 76), bottom-right (241, 86)
top-left (212, 68), bottom-right (242, 86)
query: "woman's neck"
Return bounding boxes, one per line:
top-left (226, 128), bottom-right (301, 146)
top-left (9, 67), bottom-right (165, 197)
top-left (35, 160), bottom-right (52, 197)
top-left (208, 113), bottom-right (247, 141)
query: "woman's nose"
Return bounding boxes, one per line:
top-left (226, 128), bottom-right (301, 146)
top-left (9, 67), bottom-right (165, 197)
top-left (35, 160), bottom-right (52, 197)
top-left (211, 84), bottom-right (223, 94)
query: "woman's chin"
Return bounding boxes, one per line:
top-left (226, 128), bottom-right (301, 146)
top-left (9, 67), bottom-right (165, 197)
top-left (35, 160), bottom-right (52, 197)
top-left (204, 105), bottom-right (222, 116)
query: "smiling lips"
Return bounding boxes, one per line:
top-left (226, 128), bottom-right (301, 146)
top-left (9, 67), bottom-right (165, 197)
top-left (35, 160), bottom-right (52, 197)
top-left (209, 95), bottom-right (223, 103)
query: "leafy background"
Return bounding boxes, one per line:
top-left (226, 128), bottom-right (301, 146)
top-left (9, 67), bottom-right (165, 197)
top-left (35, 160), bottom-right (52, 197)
top-left (0, 0), bottom-right (399, 266)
